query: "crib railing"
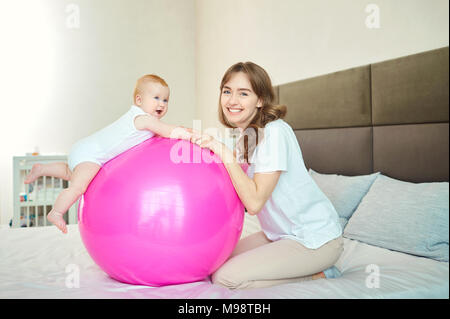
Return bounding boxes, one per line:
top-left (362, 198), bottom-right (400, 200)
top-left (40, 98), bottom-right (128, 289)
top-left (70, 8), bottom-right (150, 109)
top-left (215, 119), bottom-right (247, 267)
top-left (12, 156), bottom-right (78, 228)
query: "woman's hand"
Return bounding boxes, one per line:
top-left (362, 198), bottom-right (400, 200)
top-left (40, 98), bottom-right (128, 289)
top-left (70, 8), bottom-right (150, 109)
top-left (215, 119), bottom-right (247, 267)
top-left (191, 132), bottom-right (280, 214)
top-left (191, 132), bottom-right (235, 163)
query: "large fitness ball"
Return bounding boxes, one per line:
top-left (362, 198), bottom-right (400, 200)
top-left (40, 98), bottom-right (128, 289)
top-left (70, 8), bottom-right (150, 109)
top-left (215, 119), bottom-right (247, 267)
top-left (78, 137), bottom-right (244, 286)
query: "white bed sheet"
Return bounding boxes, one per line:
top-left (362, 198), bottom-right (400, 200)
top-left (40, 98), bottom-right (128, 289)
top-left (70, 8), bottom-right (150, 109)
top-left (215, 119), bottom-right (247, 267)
top-left (0, 224), bottom-right (448, 299)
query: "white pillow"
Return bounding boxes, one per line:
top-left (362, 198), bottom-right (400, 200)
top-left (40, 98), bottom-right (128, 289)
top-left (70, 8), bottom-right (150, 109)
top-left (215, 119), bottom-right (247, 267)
top-left (344, 174), bottom-right (449, 262)
top-left (309, 169), bottom-right (380, 229)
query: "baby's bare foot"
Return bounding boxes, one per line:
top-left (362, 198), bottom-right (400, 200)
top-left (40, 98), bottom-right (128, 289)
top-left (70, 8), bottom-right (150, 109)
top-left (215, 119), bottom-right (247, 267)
top-left (47, 210), bottom-right (67, 234)
top-left (24, 164), bottom-right (43, 184)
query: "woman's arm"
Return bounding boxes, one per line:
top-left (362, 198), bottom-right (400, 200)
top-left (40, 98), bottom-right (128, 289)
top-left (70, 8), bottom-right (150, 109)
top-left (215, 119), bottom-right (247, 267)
top-left (193, 134), bottom-right (281, 214)
top-left (134, 115), bottom-right (192, 140)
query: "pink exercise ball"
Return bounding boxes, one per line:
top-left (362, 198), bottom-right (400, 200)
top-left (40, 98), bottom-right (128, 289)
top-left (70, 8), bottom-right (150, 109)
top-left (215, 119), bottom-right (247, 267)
top-left (78, 137), bottom-right (244, 286)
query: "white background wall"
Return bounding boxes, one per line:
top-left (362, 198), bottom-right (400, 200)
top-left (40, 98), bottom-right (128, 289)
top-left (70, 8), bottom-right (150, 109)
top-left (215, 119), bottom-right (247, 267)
top-left (195, 0), bottom-right (449, 130)
top-left (0, 0), bottom-right (448, 225)
top-left (0, 0), bottom-right (196, 224)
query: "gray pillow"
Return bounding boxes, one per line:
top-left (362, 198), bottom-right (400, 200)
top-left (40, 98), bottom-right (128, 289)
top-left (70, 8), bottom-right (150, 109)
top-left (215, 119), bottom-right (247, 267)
top-left (344, 174), bottom-right (449, 262)
top-left (309, 169), bottom-right (380, 229)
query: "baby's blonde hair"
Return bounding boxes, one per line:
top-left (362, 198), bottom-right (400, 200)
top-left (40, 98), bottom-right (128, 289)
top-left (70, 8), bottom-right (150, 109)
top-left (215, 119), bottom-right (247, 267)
top-left (133, 74), bottom-right (169, 103)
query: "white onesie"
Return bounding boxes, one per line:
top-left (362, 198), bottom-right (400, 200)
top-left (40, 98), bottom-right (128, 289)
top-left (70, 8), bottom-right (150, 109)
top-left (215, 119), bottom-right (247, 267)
top-left (68, 105), bottom-right (154, 171)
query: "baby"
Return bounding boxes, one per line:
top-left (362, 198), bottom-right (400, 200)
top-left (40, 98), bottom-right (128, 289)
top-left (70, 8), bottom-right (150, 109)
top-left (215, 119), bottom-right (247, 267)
top-left (24, 74), bottom-right (193, 234)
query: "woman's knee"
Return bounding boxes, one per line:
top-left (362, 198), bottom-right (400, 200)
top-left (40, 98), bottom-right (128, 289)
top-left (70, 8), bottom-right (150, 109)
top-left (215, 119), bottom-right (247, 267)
top-left (229, 231), bottom-right (271, 258)
top-left (211, 267), bottom-right (233, 288)
top-left (211, 264), bottom-right (244, 289)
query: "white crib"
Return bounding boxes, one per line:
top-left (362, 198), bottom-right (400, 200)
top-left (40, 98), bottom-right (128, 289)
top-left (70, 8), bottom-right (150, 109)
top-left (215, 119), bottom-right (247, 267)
top-left (12, 155), bottom-right (78, 228)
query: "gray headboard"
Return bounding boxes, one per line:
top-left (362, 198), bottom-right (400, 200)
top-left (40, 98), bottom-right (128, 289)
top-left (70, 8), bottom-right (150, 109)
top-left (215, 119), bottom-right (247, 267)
top-left (274, 47), bottom-right (449, 183)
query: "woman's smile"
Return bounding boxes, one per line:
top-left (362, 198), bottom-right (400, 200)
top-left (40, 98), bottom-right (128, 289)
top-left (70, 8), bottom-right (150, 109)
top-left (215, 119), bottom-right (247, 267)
top-left (227, 107), bottom-right (244, 113)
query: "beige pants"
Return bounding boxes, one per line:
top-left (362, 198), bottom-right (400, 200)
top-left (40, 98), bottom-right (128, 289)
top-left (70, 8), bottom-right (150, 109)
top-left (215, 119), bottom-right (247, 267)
top-left (211, 231), bottom-right (343, 289)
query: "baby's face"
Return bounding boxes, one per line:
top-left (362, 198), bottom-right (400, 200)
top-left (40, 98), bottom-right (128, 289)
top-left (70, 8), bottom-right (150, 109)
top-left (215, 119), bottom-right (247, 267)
top-left (135, 82), bottom-right (170, 119)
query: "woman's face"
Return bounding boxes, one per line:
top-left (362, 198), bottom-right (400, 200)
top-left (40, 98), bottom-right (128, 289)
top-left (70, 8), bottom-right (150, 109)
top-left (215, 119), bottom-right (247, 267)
top-left (220, 72), bottom-right (262, 129)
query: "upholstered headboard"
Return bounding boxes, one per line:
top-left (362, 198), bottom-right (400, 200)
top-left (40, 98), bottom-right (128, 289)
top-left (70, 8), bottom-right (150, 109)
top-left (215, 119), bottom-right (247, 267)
top-left (274, 47), bottom-right (449, 183)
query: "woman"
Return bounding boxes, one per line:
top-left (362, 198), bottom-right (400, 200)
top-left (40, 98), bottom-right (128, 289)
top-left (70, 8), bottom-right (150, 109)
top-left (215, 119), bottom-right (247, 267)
top-left (191, 62), bottom-right (343, 289)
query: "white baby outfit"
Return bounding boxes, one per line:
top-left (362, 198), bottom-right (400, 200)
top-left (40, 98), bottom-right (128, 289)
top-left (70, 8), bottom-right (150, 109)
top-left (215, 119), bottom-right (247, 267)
top-left (68, 105), bottom-right (154, 171)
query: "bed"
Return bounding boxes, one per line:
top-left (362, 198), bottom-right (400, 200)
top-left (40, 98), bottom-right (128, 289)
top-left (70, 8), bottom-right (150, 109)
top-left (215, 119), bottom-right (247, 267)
top-left (0, 224), bottom-right (448, 299)
top-left (1, 47), bottom-right (448, 299)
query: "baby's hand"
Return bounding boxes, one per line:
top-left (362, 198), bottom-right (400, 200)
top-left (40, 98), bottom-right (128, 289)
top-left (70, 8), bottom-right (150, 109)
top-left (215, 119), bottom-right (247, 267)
top-left (190, 130), bottom-right (201, 142)
top-left (171, 126), bottom-right (193, 141)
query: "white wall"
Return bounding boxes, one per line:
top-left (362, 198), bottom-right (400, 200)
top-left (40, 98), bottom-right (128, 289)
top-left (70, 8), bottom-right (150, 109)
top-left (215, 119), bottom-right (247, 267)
top-left (0, 0), bottom-right (196, 224)
top-left (195, 0), bottom-right (449, 130)
top-left (0, 0), bottom-right (448, 225)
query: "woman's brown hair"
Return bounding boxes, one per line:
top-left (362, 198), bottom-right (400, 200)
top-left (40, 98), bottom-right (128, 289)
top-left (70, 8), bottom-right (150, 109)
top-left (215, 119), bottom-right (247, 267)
top-left (218, 62), bottom-right (287, 163)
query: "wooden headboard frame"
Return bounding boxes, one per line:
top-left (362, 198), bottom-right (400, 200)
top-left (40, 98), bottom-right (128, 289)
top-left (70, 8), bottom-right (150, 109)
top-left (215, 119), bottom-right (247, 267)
top-left (274, 47), bottom-right (449, 183)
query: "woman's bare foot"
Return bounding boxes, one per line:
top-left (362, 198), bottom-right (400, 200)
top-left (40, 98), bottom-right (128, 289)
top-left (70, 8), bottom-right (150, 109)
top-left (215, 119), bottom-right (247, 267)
top-left (47, 210), bottom-right (68, 234)
top-left (311, 271), bottom-right (326, 280)
top-left (24, 164), bottom-right (43, 184)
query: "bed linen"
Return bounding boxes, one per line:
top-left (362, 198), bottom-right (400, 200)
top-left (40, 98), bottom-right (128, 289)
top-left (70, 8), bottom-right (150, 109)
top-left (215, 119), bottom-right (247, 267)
top-left (0, 224), bottom-right (448, 299)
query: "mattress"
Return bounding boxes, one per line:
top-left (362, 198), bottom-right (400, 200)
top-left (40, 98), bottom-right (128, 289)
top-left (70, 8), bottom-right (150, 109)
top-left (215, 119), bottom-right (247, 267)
top-left (0, 224), bottom-right (448, 299)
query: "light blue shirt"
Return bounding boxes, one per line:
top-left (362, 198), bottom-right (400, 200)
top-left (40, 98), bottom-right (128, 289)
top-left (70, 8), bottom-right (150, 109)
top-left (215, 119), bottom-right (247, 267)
top-left (245, 119), bottom-right (342, 249)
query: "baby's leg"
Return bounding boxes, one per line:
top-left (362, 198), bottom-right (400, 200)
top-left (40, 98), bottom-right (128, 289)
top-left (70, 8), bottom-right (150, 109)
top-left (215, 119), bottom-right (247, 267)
top-left (47, 162), bottom-right (100, 233)
top-left (24, 162), bottom-right (72, 184)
